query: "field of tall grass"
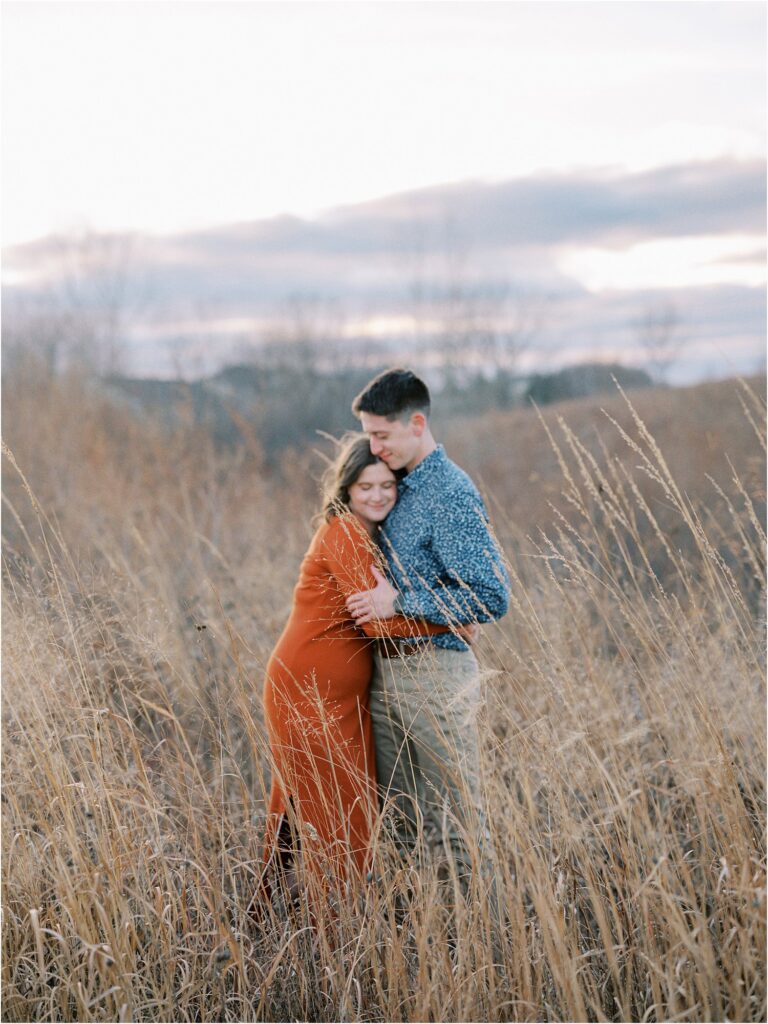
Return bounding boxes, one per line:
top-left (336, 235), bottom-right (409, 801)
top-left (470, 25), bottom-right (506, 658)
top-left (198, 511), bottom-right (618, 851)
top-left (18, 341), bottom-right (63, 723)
top-left (2, 368), bottom-right (765, 1022)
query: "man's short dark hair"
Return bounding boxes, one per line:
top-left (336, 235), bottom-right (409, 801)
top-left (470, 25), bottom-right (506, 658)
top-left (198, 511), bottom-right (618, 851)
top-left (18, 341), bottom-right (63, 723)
top-left (352, 367), bottom-right (431, 421)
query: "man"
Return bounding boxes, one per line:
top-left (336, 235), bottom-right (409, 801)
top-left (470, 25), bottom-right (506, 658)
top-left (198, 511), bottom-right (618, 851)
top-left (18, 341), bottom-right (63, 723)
top-left (346, 367), bottom-right (510, 884)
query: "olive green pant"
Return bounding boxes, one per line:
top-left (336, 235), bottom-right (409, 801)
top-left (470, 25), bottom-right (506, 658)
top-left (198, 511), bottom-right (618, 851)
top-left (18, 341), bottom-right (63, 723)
top-left (369, 647), bottom-right (484, 882)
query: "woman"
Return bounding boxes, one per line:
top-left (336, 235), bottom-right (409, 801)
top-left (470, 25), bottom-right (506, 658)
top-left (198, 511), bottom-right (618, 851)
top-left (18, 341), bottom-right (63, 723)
top-left (256, 434), bottom-right (447, 912)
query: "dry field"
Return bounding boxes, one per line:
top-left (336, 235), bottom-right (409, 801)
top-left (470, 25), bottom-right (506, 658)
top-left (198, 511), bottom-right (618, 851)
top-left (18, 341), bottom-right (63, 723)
top-left (2, 369), bottom-right (766, 1023)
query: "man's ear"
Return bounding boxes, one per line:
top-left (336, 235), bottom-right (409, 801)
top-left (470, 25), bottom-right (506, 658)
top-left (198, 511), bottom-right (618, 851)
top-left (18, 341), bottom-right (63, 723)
top-left (410, 412), bottom-right (426, 436)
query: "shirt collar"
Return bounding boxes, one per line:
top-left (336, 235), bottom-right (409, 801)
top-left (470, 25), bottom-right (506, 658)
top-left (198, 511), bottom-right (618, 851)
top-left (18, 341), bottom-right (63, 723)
top-left (400, 444), bottom-right (446, 490)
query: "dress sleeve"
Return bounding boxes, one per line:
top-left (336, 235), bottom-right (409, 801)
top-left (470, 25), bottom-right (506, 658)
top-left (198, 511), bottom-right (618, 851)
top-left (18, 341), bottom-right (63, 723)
top-left (319, 515), bottom-right (448, 639)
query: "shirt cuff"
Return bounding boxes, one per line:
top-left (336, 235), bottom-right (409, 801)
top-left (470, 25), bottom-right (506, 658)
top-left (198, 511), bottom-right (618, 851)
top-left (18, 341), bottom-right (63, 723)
top-left (392, 592), bottom-right (407, 615)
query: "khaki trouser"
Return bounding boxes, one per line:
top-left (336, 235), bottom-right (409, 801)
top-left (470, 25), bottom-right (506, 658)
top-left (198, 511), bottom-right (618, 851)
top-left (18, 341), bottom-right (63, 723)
top-left (369, 646), bottom-right (484, 883)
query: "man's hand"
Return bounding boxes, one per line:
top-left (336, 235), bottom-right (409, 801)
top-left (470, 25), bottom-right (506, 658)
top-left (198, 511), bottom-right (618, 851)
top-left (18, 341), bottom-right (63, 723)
top-left (346, 566), bottom-right (398, 624)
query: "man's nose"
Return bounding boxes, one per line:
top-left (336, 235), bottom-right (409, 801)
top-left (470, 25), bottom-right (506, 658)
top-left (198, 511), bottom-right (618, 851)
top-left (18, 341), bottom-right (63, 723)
top-left (370, 437), bottom-right (383, 456)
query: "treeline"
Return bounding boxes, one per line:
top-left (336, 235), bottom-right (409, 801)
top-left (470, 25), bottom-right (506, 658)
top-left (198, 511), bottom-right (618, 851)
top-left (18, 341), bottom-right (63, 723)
top-left (98, 359), bottom-right (653, 463)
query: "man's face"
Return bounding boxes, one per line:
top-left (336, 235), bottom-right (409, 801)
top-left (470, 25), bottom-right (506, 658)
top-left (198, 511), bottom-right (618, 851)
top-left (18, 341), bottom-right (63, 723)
top-left (359, 411), bottom-right (423, 472)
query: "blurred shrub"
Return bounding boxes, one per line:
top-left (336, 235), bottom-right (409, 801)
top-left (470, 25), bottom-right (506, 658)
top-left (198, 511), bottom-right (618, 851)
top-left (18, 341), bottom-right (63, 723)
top-left (525, 362), bottom-right (653, 406)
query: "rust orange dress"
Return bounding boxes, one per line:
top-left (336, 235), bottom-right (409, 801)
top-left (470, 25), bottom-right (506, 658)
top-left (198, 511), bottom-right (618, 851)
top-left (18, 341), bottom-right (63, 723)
top-left (262, 511), bottom-right (445, 887)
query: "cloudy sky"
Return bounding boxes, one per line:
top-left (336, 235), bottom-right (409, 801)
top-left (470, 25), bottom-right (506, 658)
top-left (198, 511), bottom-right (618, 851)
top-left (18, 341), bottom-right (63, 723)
top-left (3, 1), bottom-right (766, 381)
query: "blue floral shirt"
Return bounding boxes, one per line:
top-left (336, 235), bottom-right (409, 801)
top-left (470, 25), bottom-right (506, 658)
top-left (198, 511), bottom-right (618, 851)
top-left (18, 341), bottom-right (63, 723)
top-left (379, 445), bottom-right (510, 651)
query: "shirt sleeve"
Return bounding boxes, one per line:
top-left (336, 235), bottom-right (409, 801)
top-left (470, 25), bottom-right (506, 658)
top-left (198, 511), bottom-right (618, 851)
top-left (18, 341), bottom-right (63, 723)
top-left (388, 490), bottom-right (510, 626)
top-left (319, 516), bottom-right (449, 639)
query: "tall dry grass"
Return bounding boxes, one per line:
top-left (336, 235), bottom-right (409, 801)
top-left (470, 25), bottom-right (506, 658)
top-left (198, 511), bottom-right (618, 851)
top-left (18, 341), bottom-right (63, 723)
top-left (2, 369), bottom-right (765, 1022)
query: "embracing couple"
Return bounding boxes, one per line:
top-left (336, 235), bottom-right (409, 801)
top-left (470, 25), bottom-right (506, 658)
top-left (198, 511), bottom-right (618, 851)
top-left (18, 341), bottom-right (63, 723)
top-left (254, 367), bottom-right (510, 917)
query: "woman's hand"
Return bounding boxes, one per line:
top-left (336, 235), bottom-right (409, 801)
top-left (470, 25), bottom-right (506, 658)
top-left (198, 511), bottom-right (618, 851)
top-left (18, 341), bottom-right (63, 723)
top-left (457, 623), bottom-right (480, 645)
top-left (346, 566), bottom-right (398, 624)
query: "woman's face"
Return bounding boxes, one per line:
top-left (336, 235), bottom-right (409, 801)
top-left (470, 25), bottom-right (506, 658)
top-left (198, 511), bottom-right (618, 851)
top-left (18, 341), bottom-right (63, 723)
top-left (347, 461), bottom-right (397, 529)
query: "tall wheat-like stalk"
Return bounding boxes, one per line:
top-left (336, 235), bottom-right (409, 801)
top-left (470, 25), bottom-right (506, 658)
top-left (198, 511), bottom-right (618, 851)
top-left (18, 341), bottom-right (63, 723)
top-left (2, 372), bottom-right (765, 1022)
